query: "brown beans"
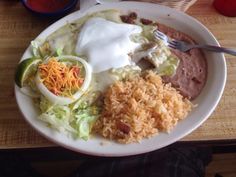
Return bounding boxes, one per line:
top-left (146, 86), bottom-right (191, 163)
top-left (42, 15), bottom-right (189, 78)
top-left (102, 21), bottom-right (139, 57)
top-left (129, 12), bottom-right (137, 20)
top-left (120, 15), bottom-right (135, 24)
top-left (140, 18), bottom-right (153, 25)
top-left (120, 12), bottom-right (153, 25)
top-left (117, 121), bottom-right (130, 134)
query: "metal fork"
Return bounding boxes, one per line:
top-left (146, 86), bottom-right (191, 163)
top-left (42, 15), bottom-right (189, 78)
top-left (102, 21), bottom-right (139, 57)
top-left (154, 30), bottom-right (236, 56)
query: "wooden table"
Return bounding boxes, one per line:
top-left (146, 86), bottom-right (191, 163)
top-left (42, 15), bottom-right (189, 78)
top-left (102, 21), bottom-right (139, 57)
top-left (0, 0), bottom-right (235, 149)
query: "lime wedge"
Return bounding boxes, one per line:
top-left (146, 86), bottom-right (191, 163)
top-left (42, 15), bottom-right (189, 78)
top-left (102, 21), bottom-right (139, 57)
top-left (15, 58), bottom-right (42, 88)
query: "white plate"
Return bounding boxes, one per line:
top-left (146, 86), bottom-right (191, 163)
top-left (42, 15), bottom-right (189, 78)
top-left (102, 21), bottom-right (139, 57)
top-left (15, 2), bottom-right (226, 157)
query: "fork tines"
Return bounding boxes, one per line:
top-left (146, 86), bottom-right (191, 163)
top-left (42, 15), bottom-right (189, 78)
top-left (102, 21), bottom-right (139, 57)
top-left (168, 40), bottom-right (178, 49)
top-left (154, 30), bottom-right (177, 49)
top-left (153, 30), bottom-right (166, 40)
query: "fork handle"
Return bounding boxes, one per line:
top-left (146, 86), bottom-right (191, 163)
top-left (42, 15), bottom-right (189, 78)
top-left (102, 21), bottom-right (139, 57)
top-left (195, 45), bottom-right (236, 56)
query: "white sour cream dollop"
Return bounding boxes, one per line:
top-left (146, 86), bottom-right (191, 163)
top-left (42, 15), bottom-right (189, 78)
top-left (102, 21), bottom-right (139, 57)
top-left (75, 17), bottom-right (142, 73)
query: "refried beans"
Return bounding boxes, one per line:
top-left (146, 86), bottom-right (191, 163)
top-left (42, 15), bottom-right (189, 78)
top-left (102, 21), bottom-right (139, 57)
top-left (158, 23), bottom-right (207, 100)
top-left (121, 13), bottom-right (207, 100)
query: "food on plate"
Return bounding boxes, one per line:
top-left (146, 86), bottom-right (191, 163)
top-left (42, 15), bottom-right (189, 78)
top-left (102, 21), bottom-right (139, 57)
top-left (15, 10), bottom-right (207, 143)
top-left (38, 58), bottom-right (84, 97)
top-left (94, 71), bottom-right (192, 143)
top-left (35, 56), bottom-right (92, 105)
top-left (158, 24), bottom-right (207, 99)
top-left (120, 13), bottom-right (207, 100)
top-left (15, 58), bottom-right (42, 88)
top-left (75, 17), bottom-right (142, 73)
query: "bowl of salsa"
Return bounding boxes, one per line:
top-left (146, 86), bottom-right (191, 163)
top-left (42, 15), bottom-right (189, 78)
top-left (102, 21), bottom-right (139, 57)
top-left (21, 0), bottom-right (78, 17)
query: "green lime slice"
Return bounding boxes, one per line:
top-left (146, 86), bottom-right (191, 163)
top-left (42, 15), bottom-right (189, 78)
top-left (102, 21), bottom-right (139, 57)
top-left (15, 58), bottom-right (42, 88)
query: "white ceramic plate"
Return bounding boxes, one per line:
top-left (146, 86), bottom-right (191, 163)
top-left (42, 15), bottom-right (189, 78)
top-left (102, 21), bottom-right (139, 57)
top-left (15, 2), bottom-right (226, 157)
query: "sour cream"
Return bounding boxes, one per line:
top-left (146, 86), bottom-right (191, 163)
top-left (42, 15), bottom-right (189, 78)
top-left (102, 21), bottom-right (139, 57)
top-left (75, 17), bottom-right (142, 73)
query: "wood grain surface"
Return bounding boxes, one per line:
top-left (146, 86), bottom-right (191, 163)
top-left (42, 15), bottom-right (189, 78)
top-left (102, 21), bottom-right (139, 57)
top-left (0, 0), bottom-right (235, 148)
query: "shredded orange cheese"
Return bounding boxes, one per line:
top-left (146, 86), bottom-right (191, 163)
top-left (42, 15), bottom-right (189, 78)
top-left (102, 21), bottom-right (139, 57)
top-left (38, 58), bottom-right (84, 97)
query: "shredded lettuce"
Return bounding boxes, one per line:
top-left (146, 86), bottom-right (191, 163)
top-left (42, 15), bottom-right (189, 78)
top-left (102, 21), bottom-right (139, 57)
top-left (31, 41), bottom-right (41, 57)
top-left (154, 56), bottom-right (179, 76)
top-left (72, 105), bottom-right (99, 140)
top-left (131, 34), bottom-right (149, 44)
top-left (38, 102), bottom-right (76, 134)
top-left (141, 25), bottom-right (157, 40)
top-left (110, 65), bottom-right (141, 81)
top-left (38, 94), bottom-right (100, 140)
top-left (55, 47), bottom-right (63, 56)
top-left (31, 40), bottom-right (63, 58)
top-left (31, 40), bottom-right (51, 58)
top-left (146, 44), bottom-right (171, 68)
top-left (133, 23), bottom-right (179, 77)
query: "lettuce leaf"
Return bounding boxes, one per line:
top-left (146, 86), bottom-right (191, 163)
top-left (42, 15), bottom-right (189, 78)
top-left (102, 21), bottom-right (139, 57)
top-left (72, 105), bottom-right (99, 140)
top-left (154, 56), bottom-right (179, 76)
top-left (38, 95), bottom-right (100, 140)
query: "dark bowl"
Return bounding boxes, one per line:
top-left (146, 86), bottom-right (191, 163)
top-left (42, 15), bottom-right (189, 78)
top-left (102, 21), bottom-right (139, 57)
top-left (21, 0), bottom-right (79, 18)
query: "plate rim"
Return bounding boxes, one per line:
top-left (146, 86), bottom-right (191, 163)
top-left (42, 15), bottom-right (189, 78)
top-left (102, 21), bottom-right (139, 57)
top-left (15, 1), bottom-right (227, 157)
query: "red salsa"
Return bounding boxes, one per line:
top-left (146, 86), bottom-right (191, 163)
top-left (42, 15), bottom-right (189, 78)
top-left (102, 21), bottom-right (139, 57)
top-left (26, 0), bottom-right (71, 13)
top-left (213, 0), bottom-right (236, 17)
